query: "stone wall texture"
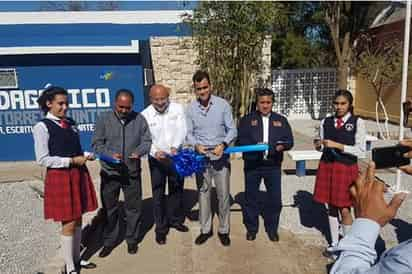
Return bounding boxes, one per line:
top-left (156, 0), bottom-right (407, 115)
top-left (150, 36), bottom-right (198, 105)
top-left (150, 36), bottom-right (272, 105)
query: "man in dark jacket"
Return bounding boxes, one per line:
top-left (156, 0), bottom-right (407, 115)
top-left (238, 88), bottom-right (294, 242)
top-left (92, 89), bottom-right (151, 257)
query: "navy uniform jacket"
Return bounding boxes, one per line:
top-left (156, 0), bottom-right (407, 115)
top-left (238, 111), bottom-right (294, 170)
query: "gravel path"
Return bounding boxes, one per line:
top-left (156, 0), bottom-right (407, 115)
top-left (0, 181), bottom-right (59, 274)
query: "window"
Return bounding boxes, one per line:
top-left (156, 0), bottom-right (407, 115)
top-left (0, 68), bottom-right (18, 89)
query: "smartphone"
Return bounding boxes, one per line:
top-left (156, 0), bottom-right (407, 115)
top-left (372, 145), bottom-right (411, 169)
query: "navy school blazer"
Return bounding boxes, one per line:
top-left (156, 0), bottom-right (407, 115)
top-left (237, 111), bottom-right (294, 169)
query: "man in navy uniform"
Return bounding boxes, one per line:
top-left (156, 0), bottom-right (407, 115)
top-left (238, 88), bottom-right (294, 242)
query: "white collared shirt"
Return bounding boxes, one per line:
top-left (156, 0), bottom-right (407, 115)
top-left (32, 112), bottom-right (74, 168)
top-left (319, 112), bottom-right (366, 158)
top-left (262, 114), bottom-right (270, 158)
top-left (141, 102), bottom-right (187, 157)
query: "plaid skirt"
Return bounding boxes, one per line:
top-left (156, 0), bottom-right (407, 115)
top-left (313, 161), bottom-right (358, 208)
top-left (44, 166), bottom-right (98, 222)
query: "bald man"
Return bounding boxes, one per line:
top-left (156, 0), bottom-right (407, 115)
top-left (142, 85), bottom-right (189, 245)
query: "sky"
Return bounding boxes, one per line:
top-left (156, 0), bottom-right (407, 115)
top-left (0, 1), bottom-right (197, 12)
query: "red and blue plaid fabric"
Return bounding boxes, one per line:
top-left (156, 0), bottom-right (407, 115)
top-left (44, 166), bottom-right (98, 222)
top-left (313, 161), bottom-right (358, 208)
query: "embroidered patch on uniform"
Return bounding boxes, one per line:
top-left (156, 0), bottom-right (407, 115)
top-left (272, 121), bottom-right (282, 127)
top-left (345, 123), bottom-right (354, 131)
top-left (251, 120), bottom-right (258, 126)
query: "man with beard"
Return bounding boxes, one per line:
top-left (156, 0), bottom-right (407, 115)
top-left (92, 89), bottom-right (151, 257)
top-left (142, 84), bottom-right (189, 245)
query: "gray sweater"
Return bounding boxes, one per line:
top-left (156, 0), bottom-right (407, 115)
top-left (92, 110), bottom-right (152, 176)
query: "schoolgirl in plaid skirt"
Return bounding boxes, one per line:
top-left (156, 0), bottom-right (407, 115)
top-left (32, 86), bottom-right (97, 274)
top-left (313, 90), bottom-right (366, 259)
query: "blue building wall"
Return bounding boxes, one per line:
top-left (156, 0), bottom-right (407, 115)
top-left (0, 23), bottom-right (190, 47)
top-left (0, 22), bottom-right (189, 161)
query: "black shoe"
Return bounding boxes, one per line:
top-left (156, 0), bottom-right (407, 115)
top-left (170, 223), bottom-right (189, 232)
top-left (194, 232), bottom-right (213, 245)
top-left (218, 233), bottom-right (231, 246)
top-left (79, 260), bottom-right (97, 269)
top-left (127, 243), bottom-right (138, 254)
top-left (246, 232), bottom-right (256, 241)
top-left (98, 246), bottom-right (114, 258)
top-left (61, 267), bottom-right (78, 274)
top-left (267, 232), bottom-right (279, 242)
top-left (156, 233), bottom-right (167, 245)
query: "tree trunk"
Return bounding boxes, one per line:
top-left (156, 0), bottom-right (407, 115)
top-left (337, 63), bottom-right (349, 90)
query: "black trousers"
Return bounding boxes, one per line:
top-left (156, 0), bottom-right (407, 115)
top-left (100, 171), bottom-right (142, 246)
top-left (243, 165), bottom-right (282, 235)
top-left (149, 157), bottom-right (185, 235)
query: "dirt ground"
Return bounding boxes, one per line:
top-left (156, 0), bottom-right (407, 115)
top-left (2, 132), bottom-right (331, 274)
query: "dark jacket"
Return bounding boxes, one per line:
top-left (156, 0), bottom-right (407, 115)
top-left (238, 111), bottom-right (294, 170)
top-left (92, 110), bottom-right (152, 176)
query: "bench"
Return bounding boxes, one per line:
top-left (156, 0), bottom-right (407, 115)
top-left (287, 135), bottom-right (379, 177)
top-left (287, 150), bottom-right (322, 177)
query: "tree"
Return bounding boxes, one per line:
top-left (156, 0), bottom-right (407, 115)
top-left (353, 33), bottom-right (408, 139)
top-left (271, 2), bottom-right (335, 69)
top-left (184, 1), bottom-right (285, 120)
top-left (319, 2), bottom-right (388, 89)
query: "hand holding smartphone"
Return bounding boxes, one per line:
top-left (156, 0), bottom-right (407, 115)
top-left (372, 145), bottom-right (411, 169)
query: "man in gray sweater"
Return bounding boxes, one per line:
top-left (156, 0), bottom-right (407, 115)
top-left (92, 89), bottom-right (151, 257)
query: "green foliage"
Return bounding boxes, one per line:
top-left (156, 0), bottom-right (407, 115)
top-left (354, 34), bottom-right (406, 96)
top-left (184, 1), bottom-right (283, 119)
top-left (318, 1), bottom-right (389, 88)
top-left (272, 2), bottom-right (335, 69)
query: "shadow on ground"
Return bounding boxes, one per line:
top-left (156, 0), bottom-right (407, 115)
top-left (292, 190), bottom-right (330, 242)
top-left (80, 197), bottom-right (154, 260)
top-left (390, 218), bottom-right (412, 243)
top-left (81, 189), bottom-right (202, 260)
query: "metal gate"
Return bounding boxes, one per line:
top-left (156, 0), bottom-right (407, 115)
top-left (272, 68), bottom-right (337, 120)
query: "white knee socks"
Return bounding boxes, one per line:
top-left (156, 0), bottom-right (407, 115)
top-left (61, 235), bottom-right (75, 273)
top-left (342, 224), bottom-right (352, 236)
top-left (328, 215), bottom-right (340, 247)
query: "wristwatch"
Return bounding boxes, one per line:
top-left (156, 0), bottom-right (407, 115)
top-left (221, 142), bottom-right (228, 148)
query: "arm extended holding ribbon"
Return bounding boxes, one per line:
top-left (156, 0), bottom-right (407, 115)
top-left (171, 144), bottom-right (275, 178)
top-left (84, 152), bottom-right (122, 164)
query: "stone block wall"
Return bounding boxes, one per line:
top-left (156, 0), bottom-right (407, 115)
top-left (150, 36), bottom-right (198, 105)
top-left (150, 36), bottom-right (272, 105)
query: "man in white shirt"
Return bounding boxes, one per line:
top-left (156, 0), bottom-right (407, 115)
top-left (142, 84), bottom-right (189, 245)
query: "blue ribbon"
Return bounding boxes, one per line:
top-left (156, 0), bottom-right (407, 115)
top-left (224, 144), bottom-right (269, 153)
top-left (170, 149), bottom-right (206, 178)
top-left (96, 154), bottom-right (121, 164)
top-left (171, 144), bottom-right (278, 178)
